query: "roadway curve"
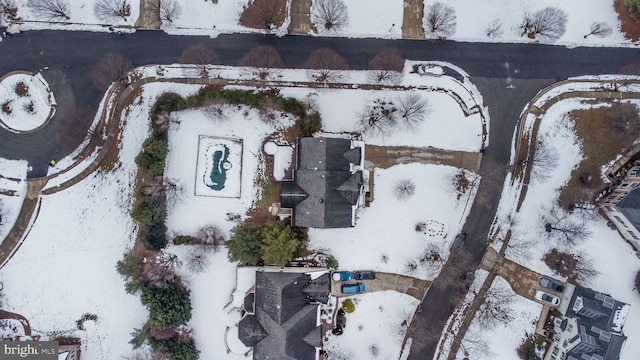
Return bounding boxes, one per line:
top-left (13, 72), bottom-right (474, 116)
top-left (1, 30), bottom-right (640, 359)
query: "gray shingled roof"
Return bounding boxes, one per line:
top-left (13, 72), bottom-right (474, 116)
top-left (281, 137), bottom-right (364, 228)
top-left (239, 272), bottom-right (330, 360)
top-left (565, 286), bottom-right (628, 360)
top-left (616, 188), bottom-right (640, 233)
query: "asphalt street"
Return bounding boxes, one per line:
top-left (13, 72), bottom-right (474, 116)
top-left (1, 30), bottom-right (639, 359)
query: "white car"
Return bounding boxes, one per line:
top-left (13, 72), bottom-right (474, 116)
top-left (417, 64), bottom-right (444, 76)
top-left (535, 290), bottom-right (560, 306)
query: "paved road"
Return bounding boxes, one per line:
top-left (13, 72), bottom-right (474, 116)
top-left (1, 30), bottom-right (639, 359)
top-left (1, 31), bottom-right (639, 177)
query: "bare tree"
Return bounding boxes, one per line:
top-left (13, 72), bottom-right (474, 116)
top-left (394, 179), bottom-right (416, 200)
top-left (304, 48), bottom-right (349, 82)
top-left (357, 98), bottom-right (398, 137)
top-left (149, 0), bottom-right (181, 26)
top-left (238, 45), bottom-right (284, 80)
top-left (367, 48), bottom-right (404, 84)
top-left (142, 253), bottom-right (181, 289)
top-left (544, 249), bottom-right (598, 285)
top-left (541, 207), bottom-right (591, 245)
top-left (90, 53), bottom-right (133, 90)
top-left (193, 225), bottom-right (226, 252)
top-left (519, 7), bottom-right (568, 42)
top-left (27, 0), bottom-right (70, 20)
top-left (485, 19), bottom-right (504, 39)
top-left (162, 178), bottom-right (185, 208)
top-left (397, 92), bottom-right (430, 131)
top-left (530, 140), bottom-right (559, 182)
top-left (239, 0), bottom-right (286, 31)
top-left (203, 97), bottom-right (230, 122)
top-left (258, 97), bottom-right (282, 125)
top-left (504, 232), bottom-right (537, 262)
top-left (311, 0), bottom-right (348, 33)
top-left (179, 44), bottom-right (220, 78)
top-left (423, 2), bottom-right (457, 38)
top-left (476, 279), bottom-right (515, 329)
top-left (0, 0), bottom-right (18, 26)
top-left (584, 21), bottom-right (612, 39)
top-left (186, 247), bottom-right (211, 273)
top-left (94, 0), bottom-right (131, 22)
top-left (461, 330), bottom-right (494, 359)
top-left (156, 250), bottom-right (182, 271)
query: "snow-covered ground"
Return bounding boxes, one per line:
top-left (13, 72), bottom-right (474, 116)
top-left (0, 158), bottom-right (28, 242)
top-left (325, 291), bottom-right (419, 360)
top-left (0, 73), bottom-right (55, 132)
top-left (466, 97), bottom-right (640, 360)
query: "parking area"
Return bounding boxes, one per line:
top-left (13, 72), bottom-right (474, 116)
top-left (481, 248), bottom-right (567, 307)
top-left (330, 271), bottom-right (431, 300)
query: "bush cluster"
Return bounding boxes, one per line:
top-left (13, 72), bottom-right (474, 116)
top-left (185, 87), bottom-right (322, 136)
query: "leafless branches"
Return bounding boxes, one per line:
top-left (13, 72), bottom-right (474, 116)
top-left (304, 48), bottom-right (349, 83)
top-left (530, 140), bottom-right (559, 183)
top-left (544, 248), bottom-right (598, 285)
top-left (542, 207), bottom-right (591, 245)
top-left (367, 48), bottom-right (404, 84)
top-left (90, 53), bottom-right (133, 90)
top-left (94, 0), bottom-right (131, 22)
top-left (27, 0), bottom-right (70, 21)
top-left (476, 279), bottom-right (515, 329)
top-left (357, 98), bottom-right (397, 137)
top-left (393, 179), bottom-right (416, 200)
top-left (504, 231), bottom-right (537, 261)
top-left (584, 21), bottom-right (612, 38)
top-left (238, 45), bottom-right (284, 80)
top-left (423, 2), bottom-right (457, 38)
top-left (179, 44), bottom-right (220, 78)
top-left (149, 0), bottom-right (181, 26)
top-left (311, 0), bottom-right (348, 33)
top-left (397, 92), bottom-right (430, 131)
top-left (485, 19), bottom-right (504, 39)
top-left (193, 224), bottom-right (226, 252)
top-left (142, 252), bottom-right (182, 289)
top-left (519, 7), bottom-right (568, 42)
top-left (186, 247), bottom-right (211, 273)
top-left (203, 97), bottom-right (230, 122)
top-left (0, 0), bottom-right (18, 25)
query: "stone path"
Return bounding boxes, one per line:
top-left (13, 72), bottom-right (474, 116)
top-left (402, 0), bottom-right (425, 39)
top-left (288, 0), bottom-right (314, 35)
top-left (330, 271), bottom-right (431, 300)
top-left (134, 0), bottom-right (161, 30)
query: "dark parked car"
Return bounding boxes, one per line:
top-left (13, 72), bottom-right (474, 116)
top-left (342, 283), bottom-right (365, 294)
top-left (539, 278), bottom-right (565, 293)
top-left (461, 271), bottom-right (476, 294)
top-left (352, 271), bottom-right (376, 280)
top-left (451, 232), bottom-right (467, 250)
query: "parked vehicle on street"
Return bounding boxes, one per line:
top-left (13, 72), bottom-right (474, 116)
top-left (461, 271), bottom-right (476, 294)
top-left (451, 232), bottom-right (467, 250)
top-left (341, 283), bottom-right (365, 294)
top-left (539, 278), bottom-right (565, 293)
top-left (352, 271), bottom-right (376, 280)
top-left (332, 271), bottom-right (352, 282)
top-left (535, 290), bottom-right (560, 306)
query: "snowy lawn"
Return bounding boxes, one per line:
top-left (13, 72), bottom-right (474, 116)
top-left (0, 158), bottom-right (28, 242)
top-left (0, 73), bottom-right (55, 132)
top-left (340, 0), bottom-right (403, 38)
top-left (480, 97), bottom-right (640, 360)
top-left (325, 291), bottom-right (419, 360)
top-left (309, 163), bottom-right (477, 280)
top-left (459, 276), bottom-right (543, 360)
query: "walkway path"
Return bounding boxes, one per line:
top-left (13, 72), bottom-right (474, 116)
top-left (134, 0), bottom-right (161, 30)
top-left (288, 0), bottom-right (314, 35)
top-left (402, 0), bottom-right (425, 39)
top-left (330, 271), bottom-right (431, 300)
top-left (366, 145), bottom-right (481, 172)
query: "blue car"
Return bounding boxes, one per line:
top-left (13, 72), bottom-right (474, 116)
top-left (341, 283), bottom-right (365, 294)
top-left (332, 271), bottom-right (352, 282)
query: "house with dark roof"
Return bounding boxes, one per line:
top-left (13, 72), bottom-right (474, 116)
top-left (280, 137), bottom-right (367, 228)
top-left (543, 286), bottom-right (629, 360)
top-left (238, 270), bottom-right (331, 360)
top-left (600, 165), bottom-right (640, 250)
